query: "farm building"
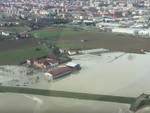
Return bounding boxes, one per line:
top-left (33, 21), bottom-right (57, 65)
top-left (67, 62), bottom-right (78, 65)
top-left (33, 59), bottom-right (58, 68)
top-left (59, 48), bottom-right (78, 55)
top-left (68, 50), bottom-right (78, 55)
top-left (96, 22), bottom-right (121, 28)
top-left (26, 54), bottom-right (59, 68)
top-left (47, 54), bottom-right (58, 60)
top-left (27, 58), bottom-right (35, 65)
top-left (2, 32), bottom-right (10, 36)
top-left (66, 62), bottom-right (81, 70)
top-left (45, 66), bottom-right (72, 79)
top-left (111, 28), bottom-right (138, 35)
top-left (138, 29), bottom-right (150, 36)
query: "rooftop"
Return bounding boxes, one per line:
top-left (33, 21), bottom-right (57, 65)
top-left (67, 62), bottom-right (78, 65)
top-left (48, 66), bottom-right (71, 76)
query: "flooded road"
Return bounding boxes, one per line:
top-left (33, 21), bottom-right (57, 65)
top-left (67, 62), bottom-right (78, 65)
top-left (0, 51), bottom-right (150, 113)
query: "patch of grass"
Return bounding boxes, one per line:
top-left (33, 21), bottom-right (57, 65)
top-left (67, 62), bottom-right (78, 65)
top-left (31, 28), bottom-right (88, 49)
top-left (31, 29), bottom-right (84, 39)
top-left (0, 46), bottom-right (49, 65)
top-left (0, 26), bottom-right (29, 33)
top-left (56, 40), bottom-right (92, 50)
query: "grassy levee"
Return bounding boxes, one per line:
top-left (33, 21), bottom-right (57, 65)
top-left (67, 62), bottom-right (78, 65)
top-left (0, 85), bottom-right (136, 104)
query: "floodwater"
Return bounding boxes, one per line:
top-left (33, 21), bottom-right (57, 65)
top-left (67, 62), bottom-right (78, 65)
top-left (1, 51), bottom-right (150, 113)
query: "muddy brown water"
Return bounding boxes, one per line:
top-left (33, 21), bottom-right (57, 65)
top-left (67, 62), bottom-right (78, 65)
top-left (0, 52), bottom-right (150, 113)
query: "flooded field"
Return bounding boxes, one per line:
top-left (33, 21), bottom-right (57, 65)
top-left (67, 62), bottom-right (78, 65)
top-left (51, 52), bottom-right (150, 96)
top-left (0, 66), bottom-right (44, 87)
top-left (0, 50), bottom-right (150, 113)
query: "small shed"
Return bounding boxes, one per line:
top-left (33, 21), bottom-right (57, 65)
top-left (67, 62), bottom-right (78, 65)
top-left (66, 62), bottom-right (81, 70)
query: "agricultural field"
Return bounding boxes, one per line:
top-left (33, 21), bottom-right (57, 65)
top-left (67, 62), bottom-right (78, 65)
top-left (56, 32), bottom-right (150, 53)
top-left (31, 27), bottom-right (85, 39)
top-left (1, 26), bottom-right (150, 65)
top-left (0, 39), bottom-right (48, 65)
top-left (31, 27), bottom-right (150, 53)
top-left (0, 26), bottom-right (30, 33)
top-left (0, 45), bottom-right (49, 65)
top-left (31, 27), bottom-right (88, 47)
top-left (0, 38), bottom-right (39, 52)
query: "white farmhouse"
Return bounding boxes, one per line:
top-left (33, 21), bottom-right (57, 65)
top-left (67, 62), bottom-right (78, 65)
top-left (2, 32), bottom-right (10, 36)
top-left (112, 28), bottom-right (138, 35)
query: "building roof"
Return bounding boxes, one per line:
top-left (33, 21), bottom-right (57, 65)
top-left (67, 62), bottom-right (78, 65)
top-left (38, 59), bottom-right (48, 64)
top-left (27, 58), bottom-right (36, 63)
top-left (60, 48), bottom-right (70, 51)
top-left (47, 59), bottom-right (58, 64)
top-left (38, 59), bottom-right (58, 65)
top-left (66, 62), bottom-right (78, 67)
top-left (48, 66), bottom-right (71, 76)
top-left (47, 54), bottom-right (58, 60)
top-left (68, 50), bottom-right (76, 52)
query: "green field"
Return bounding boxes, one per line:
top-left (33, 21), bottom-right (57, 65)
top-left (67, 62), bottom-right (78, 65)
top-left (31, 28), bottom-right (88, 49)
top-left (31, 28), bottom-right (84, 39)
top-left (0, 46), bottom-right (49, 65)
top-left (56, 40), bottom-right (92, 50)
top-left (0, 26), bottom-right (30, 33)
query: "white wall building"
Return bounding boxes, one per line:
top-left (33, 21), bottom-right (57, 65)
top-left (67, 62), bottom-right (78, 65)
top-left (2, 32), bottom-right (10, 36)
top-left (138, 29), bottom-right (150, 36)
top-left (39, 10), bottom-right (49, 15)
top-left (96, 22), bottom-right (121, 28)
top-left (112, 28), bottom-right (138, 35)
